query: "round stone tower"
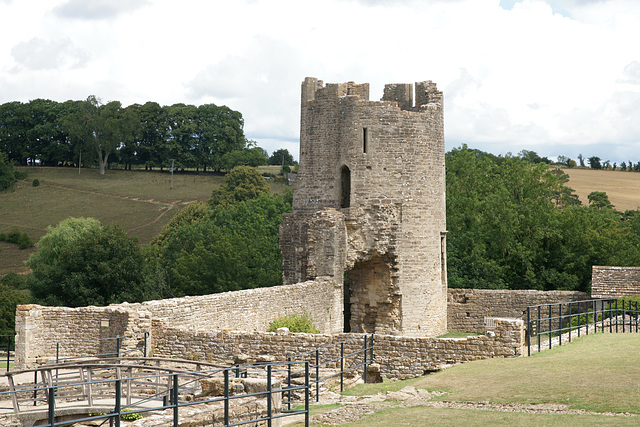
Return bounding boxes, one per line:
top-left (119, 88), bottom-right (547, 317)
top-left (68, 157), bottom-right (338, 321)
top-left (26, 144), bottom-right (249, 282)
top-left (280, 77), bottom-right (447, 337)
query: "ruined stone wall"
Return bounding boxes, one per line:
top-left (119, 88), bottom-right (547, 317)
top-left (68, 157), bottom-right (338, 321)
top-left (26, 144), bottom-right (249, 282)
top-left (447, 289), bottom-right (589, 332)
top-left (15, 304), bottom-right (151, 368)
top-left (141, 278), bottom-right (343, 334)
top-left (152, 318), bottom-right (524, 380)
top-left (281, 78), bottom-right (447, 337)
top-left (14, 278), bottom-right (342, 369)
top-left (591, 266), bottom-right (640, 298)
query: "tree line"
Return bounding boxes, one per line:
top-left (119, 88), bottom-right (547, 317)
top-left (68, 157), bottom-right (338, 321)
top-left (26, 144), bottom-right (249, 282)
top-left (0, 97), bottom-right (277, 174)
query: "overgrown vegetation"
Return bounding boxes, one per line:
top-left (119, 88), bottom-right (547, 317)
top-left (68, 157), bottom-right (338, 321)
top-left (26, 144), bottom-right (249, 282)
top-left (267, 313), bottom-right (320, 334)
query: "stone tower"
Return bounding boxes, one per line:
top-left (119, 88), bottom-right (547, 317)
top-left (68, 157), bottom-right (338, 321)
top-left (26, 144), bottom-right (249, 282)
top-left (280, 77), bottom-right (447, 337)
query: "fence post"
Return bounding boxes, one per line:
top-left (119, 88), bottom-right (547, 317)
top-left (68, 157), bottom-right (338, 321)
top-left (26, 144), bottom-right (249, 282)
top-left (315, 349), bottom-right (320, 403)
top-left (224, 369), bottom-right (229, 426)
top-left (363, 335), bottom-right (368, 384)
top-left (527, 307), bottom-right (531, 355)
top-left (287, 357), bottom-right (292, 411)
top-left (267, 364), bottom-right (272, 427)
top-left (304, 362), bottom-right (310, 427)
top-left (548, 304), bottom-right (552, 349)
top-left (558, 303), bottom-right (562, 347)
top-left (116, 337), bottom-right (121, 358)
top-left (47, 386), bottom-right (55, 426)
top-left (340, 343), bottom-right (344, 392)
top-left (56, 342), bottom-right (60, 364)
top-left (143, 332), bottom-right (148, 358)
top-left (537, 307), bottom-right (541, 352)
top-left (615, 300), bottom-right (619, 333)
top-left (370, 333), bottom-right (374, 361)
top-left (114, 376), bottom-right (121, 427)
top-left (171, 373), bottom-right (179, 427)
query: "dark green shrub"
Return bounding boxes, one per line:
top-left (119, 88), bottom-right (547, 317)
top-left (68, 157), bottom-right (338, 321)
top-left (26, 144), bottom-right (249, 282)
top-left (32, 178), bottom-right (39, 187)
top-left (2, 230), bottom-right (34, 249)
top-left (267, 313), bottom-right (319, 334)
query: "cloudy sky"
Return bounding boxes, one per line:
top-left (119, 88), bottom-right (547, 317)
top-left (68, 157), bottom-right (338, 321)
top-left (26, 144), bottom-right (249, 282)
top-left (1, 0), bottom-right (640, 163)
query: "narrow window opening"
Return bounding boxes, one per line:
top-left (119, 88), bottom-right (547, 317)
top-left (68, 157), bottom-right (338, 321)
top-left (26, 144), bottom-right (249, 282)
top-left (363, 127), bottom-right (368, 153)
top-left (340, 165), bottom-right (351, 208)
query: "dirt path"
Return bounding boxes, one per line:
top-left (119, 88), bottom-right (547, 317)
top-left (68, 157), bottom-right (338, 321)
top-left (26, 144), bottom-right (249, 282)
top-left (42, 181), bottom-right (197, 233)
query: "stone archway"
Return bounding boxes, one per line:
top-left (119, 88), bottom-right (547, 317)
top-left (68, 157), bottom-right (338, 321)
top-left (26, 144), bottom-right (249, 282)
top-left (344, 254), bottom-right (401, 334)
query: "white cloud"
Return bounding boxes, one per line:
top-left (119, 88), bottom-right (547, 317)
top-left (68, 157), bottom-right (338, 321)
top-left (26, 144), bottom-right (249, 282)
top-left (1, 0), bottom-right (640, 162)
top-left (53, 0), bottom-right (150, 20)
top-left (10, 38), bottom-right (90, 70)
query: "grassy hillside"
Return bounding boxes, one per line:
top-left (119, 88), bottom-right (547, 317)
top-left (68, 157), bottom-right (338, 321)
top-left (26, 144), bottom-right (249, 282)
top-left (0, 166), bottom-right (288, 276)
top-left (562, 168), bottom-right (640, 211)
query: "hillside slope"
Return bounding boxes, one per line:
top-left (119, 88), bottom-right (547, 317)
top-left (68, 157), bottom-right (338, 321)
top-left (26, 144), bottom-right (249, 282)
top-left (563, 168), bottom-right (640, 211)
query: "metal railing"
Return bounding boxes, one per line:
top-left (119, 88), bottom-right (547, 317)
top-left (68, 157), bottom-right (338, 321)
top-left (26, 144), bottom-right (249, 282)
top-left (526, 298), bottom-right (640, 356)
top-left (286, 333), bottom-right (374, 407)
top-left (0, 334), bottom-right (14, 371)
top-left (1, 359), bottom-right (310, 427)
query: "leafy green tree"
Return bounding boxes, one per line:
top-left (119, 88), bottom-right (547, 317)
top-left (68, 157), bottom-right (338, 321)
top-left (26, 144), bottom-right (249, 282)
top-left (62, 96), bottom-right (138, 174)
top-left (588, 191), bottom-right (614, 209)
top-left (154, 193), bottom-right (291, 296)
top-left (0, 150), bottom-right (18, 191)
top-left (447, 145), bottom-right (640, 292)
top-left (588, 156), bottom-right (602, 170)
top-left (209, 166), bottom-right (270, 207)
top-left (220, 147), bottom-right (268, 170)
top-left (26, 217), bottom-right (146, 307)
top-left (268, 148), bottom-right (295, 166)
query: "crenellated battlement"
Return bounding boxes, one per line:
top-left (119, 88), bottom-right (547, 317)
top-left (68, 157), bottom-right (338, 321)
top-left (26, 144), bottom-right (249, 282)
top-left (301, 77), bottom-right (442, 112)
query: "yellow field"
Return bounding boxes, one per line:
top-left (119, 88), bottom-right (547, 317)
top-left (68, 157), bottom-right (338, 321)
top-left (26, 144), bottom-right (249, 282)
top-left (562, 168), bottom-right (640, 211)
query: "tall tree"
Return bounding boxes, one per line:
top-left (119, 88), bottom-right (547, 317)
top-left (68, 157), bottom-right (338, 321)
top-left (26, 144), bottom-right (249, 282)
top-left (268, 148), bottom-right (295, 166)
top-left (62, 96), bottom-right (137, 174)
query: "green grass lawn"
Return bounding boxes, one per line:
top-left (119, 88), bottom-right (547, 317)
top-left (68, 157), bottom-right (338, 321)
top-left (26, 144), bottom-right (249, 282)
top-left (0, 166), bottom-right (290, 276)
top-left (292, 333), bottom-right (640, 426)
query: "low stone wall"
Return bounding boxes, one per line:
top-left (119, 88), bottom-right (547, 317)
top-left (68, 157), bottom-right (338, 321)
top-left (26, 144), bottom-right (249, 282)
top-left (591, 266), bottom-right (640, 298)
top-left (447, 289), bottom-right (589, 332)
top-left (151, 318), bottom-right (524, 380)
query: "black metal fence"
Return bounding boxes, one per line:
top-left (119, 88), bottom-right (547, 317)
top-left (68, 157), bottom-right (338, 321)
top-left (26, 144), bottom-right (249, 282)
top-left (526, 298), bottom-right (640, 356)
top-left (285, 333), bottom-right (374, 408)
top-left (0, 334), bottom-right (14, 371)
top-left (1, 360), bottom-right (310, 427)
top-left (1, 334), bottom-right (375, 426)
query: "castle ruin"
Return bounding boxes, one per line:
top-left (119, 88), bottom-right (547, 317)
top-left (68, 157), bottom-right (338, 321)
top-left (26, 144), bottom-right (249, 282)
top-left (280, 77), bottom-right (447, 337)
